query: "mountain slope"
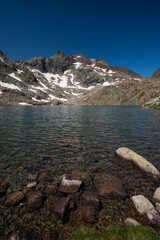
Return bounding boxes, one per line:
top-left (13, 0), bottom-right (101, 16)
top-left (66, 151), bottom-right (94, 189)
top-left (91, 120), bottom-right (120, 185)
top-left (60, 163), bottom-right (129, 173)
top-left (0, 50), bottom-right (160, 109)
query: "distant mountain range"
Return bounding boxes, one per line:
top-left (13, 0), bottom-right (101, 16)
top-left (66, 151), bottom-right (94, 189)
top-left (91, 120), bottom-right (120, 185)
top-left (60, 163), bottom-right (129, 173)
top-left (0, 50), bottom-right (160, 109)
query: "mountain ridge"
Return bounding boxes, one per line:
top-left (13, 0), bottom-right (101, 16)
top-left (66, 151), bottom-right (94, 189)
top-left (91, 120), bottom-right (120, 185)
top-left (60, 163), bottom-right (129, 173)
top-left (0, 50), bottom-right (160, 109)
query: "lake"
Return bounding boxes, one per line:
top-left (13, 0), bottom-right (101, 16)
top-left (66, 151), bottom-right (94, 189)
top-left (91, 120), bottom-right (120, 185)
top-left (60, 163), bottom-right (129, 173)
top-left (0, 105), bottom-right (160, 239)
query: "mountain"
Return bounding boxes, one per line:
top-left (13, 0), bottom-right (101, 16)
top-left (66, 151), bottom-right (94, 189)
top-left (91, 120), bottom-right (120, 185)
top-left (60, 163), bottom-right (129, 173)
top-left (0, 50), bottom-right (160, 109)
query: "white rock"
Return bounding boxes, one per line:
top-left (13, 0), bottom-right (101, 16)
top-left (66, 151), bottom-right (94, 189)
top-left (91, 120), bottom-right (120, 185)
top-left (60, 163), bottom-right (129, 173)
top-left (61, 176), bottom-right (82, 187)
top-left (27, 182), bottom-right (37, 188)
top-left (125, 218), bottom-right (141, 226)
top-left (116, 147), bottom-right (160, 180)
top-left (131, 195), bottom-right (160, 224)
top-left (153, 187), bottom-right (160, 203)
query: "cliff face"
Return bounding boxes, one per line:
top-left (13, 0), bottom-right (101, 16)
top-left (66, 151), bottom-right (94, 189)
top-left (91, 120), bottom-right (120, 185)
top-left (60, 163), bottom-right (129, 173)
top-left (0, 50), bottom-right (160, 109)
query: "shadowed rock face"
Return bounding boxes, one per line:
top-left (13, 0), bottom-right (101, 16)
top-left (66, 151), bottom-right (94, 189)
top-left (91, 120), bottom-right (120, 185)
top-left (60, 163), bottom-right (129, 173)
top-left (22, 51), bottom-right (72, 74)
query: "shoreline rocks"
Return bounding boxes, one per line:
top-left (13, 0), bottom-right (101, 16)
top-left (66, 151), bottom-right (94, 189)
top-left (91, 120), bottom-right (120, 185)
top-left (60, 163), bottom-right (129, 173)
top-left (131, 195), bottom-right (160, 224)
top-left (116, 147), bottom-right (160, 180)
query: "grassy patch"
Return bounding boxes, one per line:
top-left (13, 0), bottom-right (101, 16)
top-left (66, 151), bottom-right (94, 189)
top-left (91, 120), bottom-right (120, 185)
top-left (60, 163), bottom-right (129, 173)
top-left (72, 225), bottom-right (160, 240)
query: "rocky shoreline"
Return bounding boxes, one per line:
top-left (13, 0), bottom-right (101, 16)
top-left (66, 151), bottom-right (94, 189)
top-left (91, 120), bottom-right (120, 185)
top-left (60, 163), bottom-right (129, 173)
top-left (0, 148), bottom-right (160, 240)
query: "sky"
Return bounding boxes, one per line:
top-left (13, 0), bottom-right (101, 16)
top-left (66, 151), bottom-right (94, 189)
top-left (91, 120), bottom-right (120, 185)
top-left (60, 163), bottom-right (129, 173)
top-left (0, 0), bottom-right (160, 77)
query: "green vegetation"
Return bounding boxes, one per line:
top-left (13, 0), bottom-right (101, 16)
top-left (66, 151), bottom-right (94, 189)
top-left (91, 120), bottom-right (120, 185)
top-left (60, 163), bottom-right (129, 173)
top-left (72, 225), bottom-right (160, 240)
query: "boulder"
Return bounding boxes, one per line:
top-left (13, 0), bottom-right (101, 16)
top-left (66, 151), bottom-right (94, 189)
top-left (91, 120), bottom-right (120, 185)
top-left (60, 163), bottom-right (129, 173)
top-left (54, 197), bottom-right (72, 222)
top-left (59, 177), bottom-right (82, 194)
top-left (116, 147), bottom-right (160, 180)
top-left (125, 218), bottom-right (141, 226)
top-left (80, 206), bottom-right (98, 224)
top-left (94, 174), bottom-right (127, 198)
top-left (131, 195), bottom-right (160, 224)
top-left (0, 181), bottom-right (9, 197)
top-left (27, 192), bottom-right (43, 212)
top-left (5, 191), bottom-right (25, 207)
top-left (45, 185), bottom-right (57, 197)
top-left (81, 192), bottom-right (100, 210)
top-left (153, 187), bottom-right (160, 203)
top-left (38, 172), bottom-right (48, 182)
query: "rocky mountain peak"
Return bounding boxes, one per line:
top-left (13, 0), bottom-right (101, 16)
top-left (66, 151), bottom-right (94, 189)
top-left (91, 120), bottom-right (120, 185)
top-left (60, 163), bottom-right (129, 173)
top-left (152, 68), bottom-right (160, 78)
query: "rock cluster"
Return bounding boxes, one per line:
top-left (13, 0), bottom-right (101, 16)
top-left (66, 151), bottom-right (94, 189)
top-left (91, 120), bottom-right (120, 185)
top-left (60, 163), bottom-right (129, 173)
top-left (1, 148), bottom-right (160, 239)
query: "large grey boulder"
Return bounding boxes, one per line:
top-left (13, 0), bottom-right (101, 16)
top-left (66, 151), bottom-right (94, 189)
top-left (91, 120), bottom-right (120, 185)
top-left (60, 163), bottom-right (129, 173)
top-left (131, 195), bottom-right (160, 224)
top-left (116, 147), bottom-right (160, 180)
top-left (153, 187), bottom-right (160, 203)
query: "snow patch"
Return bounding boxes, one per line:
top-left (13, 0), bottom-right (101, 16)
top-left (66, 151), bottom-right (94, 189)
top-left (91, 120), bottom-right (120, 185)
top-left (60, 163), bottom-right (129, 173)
top-left (0, 57), bottom-right (4, 63)
top-left (0, 81), bottom-right (21, 90)
top-left (8, 73), bottom-right (22, 82)
top-left (73, 62), bottom-right (82, 69)
top-left (48, 94), bottom-right (67, 102)
top-left (17, 69), bottom-right (24, 74)
top-left (108, 70), bottom-right (116, 74)
top-left (103, 82), bottom-right (115, 86)
top-left (19, 102), bottom-right (32, 106)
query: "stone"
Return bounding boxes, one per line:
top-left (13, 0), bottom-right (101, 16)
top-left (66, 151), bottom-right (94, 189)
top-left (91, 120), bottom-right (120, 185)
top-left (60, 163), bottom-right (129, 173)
top-left (45, 185), bottom-right (57, 196)
top-left (5, 191), bottom-right (25, 207)
top-left (28, 174), bottom-right (38, 181)
top-left (38, 172), bottom-right (48, 182)
top-left (131, 195), bottom-right (160, 224)
top-left (27, 192), bottom-right (43, 212)
top-left (80, 206), bottom-right (98, 224)
top-left (59, 177), bottom-right (82, 194)
top-left (0, 181), bottom-right (9, 197)
top-left (125, 218), bottom-right (141, 226)
top-left (27, 182), bottom-right (37, 188)
top-left (94, 174), bottom-right (127, 198)
top-left (116, 147), bottom-right (160, 180)
top-left (156, 203), bottom-right (160, 214)
top-left (54, 197), bottom-right (71, 222)
top-left (81, 192), bottom-right (100, 210)
top-left (153, 187), bottom-right (160, 203)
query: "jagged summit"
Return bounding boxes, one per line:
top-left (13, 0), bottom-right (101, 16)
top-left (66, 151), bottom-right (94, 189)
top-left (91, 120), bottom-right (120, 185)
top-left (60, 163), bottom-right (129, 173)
top-left (152, 67), bottom-right (160, 78)
top-left (0, 50), bottom-right (160, 109)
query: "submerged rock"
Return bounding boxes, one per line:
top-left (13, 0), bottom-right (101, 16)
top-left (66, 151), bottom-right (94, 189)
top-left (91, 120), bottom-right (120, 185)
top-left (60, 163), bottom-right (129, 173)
top-left (0, 181), bottom-right (9, 197)
top-left (125, 218), bottom-right (141, 226)
top-left (54, 197), bottom-right (73, 222)
top-left (116, 147), bottom-right (160, 180)
top-left (80, 192), bottom-right (100, 211)
top-left (131, 195), bottom-right (160, 224)
top-left (59, 177), bottom-right (82, 194)
top-left (27, 182), bottom-right (37, 189)
top-left (27, 192), bottom-right (43, 212)
top-left (94, 174), bottom-right (127, 198)
top-left (5, 191), bottom-right (25, 207)
top-left (153, 187), bottom-right (160, 203)
top-left (80, 206), bottom-right (98, 223)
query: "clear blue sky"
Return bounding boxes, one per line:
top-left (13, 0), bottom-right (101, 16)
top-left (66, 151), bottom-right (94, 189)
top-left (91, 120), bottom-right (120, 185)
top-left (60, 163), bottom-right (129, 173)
top-left (0, 0), bottom-right (160, 77)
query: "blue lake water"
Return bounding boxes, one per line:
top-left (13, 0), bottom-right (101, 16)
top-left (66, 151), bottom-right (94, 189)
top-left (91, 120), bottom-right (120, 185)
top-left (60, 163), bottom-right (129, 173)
top-left (0, 105), bottom-right (160, 180)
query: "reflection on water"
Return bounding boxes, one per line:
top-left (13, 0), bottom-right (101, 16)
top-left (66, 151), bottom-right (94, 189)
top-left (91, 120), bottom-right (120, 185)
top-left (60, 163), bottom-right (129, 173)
top-left (0, 105), bottom-right (160, 181)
